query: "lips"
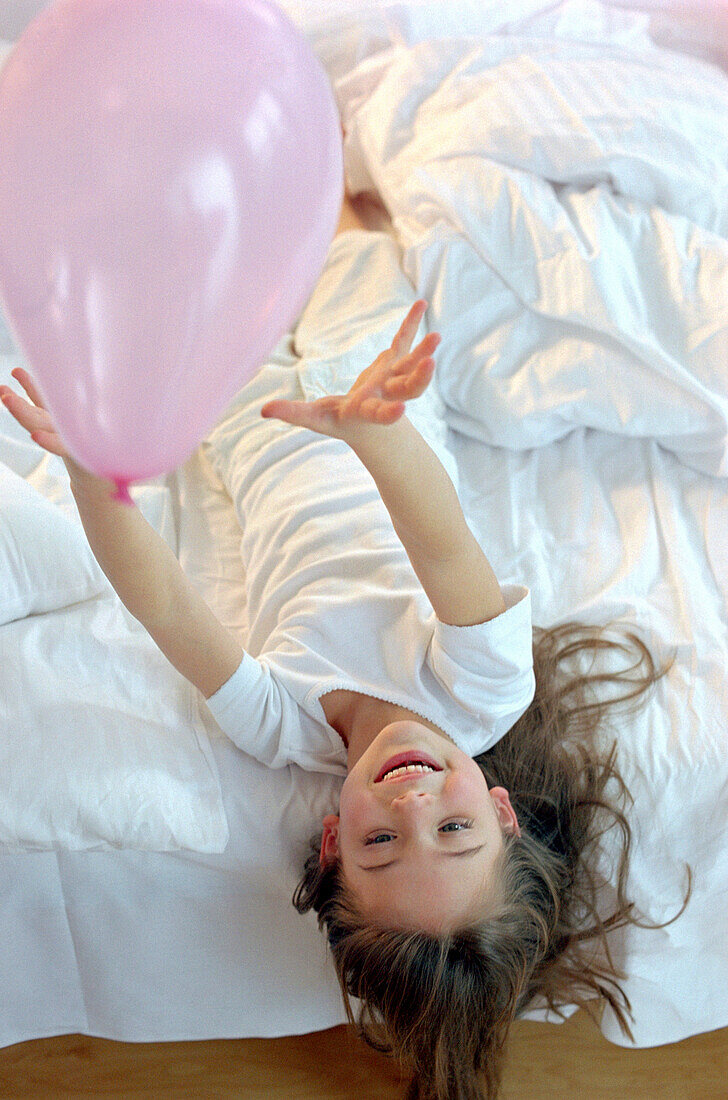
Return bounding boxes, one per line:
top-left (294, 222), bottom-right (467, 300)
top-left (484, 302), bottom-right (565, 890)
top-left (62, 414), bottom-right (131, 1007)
top-left (374, 750), bottom-right (443, 783)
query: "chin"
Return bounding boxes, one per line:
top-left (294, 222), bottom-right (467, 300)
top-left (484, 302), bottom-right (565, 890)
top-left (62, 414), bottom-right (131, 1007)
top-left (377, 719), bottom-right (441, 742)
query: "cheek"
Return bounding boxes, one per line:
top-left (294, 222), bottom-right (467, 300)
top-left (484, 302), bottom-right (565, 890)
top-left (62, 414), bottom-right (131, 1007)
top-left (337, 777), bottom-right (373, 843)
top-left (446, 763), bottom-right (491, 807)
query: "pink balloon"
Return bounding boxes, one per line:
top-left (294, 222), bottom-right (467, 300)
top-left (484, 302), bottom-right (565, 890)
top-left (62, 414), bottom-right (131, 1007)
top-left (0, 0), bottom-right (343, 501)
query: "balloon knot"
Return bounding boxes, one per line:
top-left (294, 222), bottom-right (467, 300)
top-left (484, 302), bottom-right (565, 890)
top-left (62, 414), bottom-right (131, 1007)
top-left (111, 478), bottom-right (135, 506)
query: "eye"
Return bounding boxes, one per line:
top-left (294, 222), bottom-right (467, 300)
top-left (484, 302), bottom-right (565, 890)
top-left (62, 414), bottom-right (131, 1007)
top-left (365, 833), bottom-right (395, 846)
top-left (440, 819), bottom-right (474, 832)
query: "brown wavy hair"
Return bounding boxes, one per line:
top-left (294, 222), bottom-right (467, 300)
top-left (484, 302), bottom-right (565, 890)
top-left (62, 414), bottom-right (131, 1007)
top-left (292, 622), bottom-right (690, 1100)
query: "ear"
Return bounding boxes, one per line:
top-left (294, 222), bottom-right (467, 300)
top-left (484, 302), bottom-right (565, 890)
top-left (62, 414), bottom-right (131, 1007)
top-left (489, 788), bottom-right (521, 838)
top-left (319, 814), bottom-right (340, 867)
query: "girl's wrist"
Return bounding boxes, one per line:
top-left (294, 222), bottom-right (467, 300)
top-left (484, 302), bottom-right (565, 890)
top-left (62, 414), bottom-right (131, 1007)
top-left (344, 414), bottom-right (409, 459)
top-left (63, 456), bottom-right (115, 501)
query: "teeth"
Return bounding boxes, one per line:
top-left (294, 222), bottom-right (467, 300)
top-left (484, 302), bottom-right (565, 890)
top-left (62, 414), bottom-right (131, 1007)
top-left (382, 763), bottom-right (435, 780)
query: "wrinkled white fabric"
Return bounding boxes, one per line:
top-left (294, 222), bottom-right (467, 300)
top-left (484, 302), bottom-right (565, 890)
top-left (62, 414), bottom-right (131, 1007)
top-left (0, 463), bottom-right (106, 624)
top-left (336, 17), bottom-right (728, 475)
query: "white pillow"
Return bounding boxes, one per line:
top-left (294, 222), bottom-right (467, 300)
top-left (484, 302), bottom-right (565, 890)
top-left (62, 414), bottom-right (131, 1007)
top-left (0, 462), bottom-right (108, 625)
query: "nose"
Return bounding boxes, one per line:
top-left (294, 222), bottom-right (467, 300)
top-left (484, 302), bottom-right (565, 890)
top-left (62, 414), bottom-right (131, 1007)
top-left (390, 789), bottom-right (433, 813)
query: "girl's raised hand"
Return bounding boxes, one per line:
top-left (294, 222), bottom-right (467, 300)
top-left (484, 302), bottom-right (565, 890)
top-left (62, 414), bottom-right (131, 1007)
top-left (260, 300), bottom-right (441, 440)
top-left (0, 367), bottom-right (69, 457)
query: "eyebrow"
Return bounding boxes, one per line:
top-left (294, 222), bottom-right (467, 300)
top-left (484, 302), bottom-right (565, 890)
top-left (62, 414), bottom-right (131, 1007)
top-left (359, 845), bottom-right (485, 872)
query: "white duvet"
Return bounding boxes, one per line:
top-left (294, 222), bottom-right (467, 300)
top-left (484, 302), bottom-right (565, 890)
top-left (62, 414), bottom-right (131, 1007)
top-left (335, 2), bottom-right (728, 476)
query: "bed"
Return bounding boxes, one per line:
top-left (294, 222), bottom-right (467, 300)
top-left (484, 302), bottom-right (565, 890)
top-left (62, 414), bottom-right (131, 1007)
top-left (1, 0), bottom-right (727, 1058)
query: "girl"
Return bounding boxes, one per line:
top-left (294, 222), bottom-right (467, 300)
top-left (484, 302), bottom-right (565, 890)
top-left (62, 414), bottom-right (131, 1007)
top-left (0, 196), bottom-right (677, 1099)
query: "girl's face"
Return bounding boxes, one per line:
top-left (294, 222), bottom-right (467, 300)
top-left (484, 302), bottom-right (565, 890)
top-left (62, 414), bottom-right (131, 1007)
top-left (319, 721), bottom-right (520, 933)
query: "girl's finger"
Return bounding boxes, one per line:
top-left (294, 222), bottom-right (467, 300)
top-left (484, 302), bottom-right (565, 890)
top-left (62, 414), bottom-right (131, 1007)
top-left (383, 358), bottom-right (435, 399)
top-left (0, 389), bottom-right (52, 434)
top-left (261, 398), bottom-right (307, 423)
top-left (0, 388), bottom-right (67, 456)
top-left (392, 300), bottom-right (428, 355)
top-left (10, 367), bottom-right (46, 409)
top-left (28, 428), bottom-right (67, 457)
top-left (357, 396), bottom-right (405, 423)
top-left (261, 396), bottom-right (339, 434)
top-left (392, 332), bottom-right (441, 373)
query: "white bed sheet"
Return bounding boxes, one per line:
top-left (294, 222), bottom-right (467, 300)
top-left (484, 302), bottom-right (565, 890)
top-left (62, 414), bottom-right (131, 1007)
top-left (1, 0), bottom-right (727, 1056)
top-left (0, 353), bottom-right (230, 854)
top-left (0, 443), bottom-right (349, 1046)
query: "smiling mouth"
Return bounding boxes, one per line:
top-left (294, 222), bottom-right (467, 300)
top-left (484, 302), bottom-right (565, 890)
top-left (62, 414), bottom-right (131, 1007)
top-left (374, 751), bottom-right (443, 783)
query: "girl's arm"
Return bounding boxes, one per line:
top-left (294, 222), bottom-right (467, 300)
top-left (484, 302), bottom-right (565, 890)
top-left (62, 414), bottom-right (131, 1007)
top-left (345, 414), bottom-right (505, 626)
top-left (0, 369), bottom-right (244, 699)
top-left (261, 300), bottom-right (506, 627)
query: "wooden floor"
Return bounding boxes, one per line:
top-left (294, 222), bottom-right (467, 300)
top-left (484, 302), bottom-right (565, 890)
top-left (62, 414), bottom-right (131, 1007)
top-left (0, 1012), bottom-right (726, 1099)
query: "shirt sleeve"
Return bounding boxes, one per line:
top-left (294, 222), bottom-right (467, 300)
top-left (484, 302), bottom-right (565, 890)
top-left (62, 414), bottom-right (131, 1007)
top-left (203, 651), bottom-right (348, 775)
top-left (427, 584), bottom-right (535, 753)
